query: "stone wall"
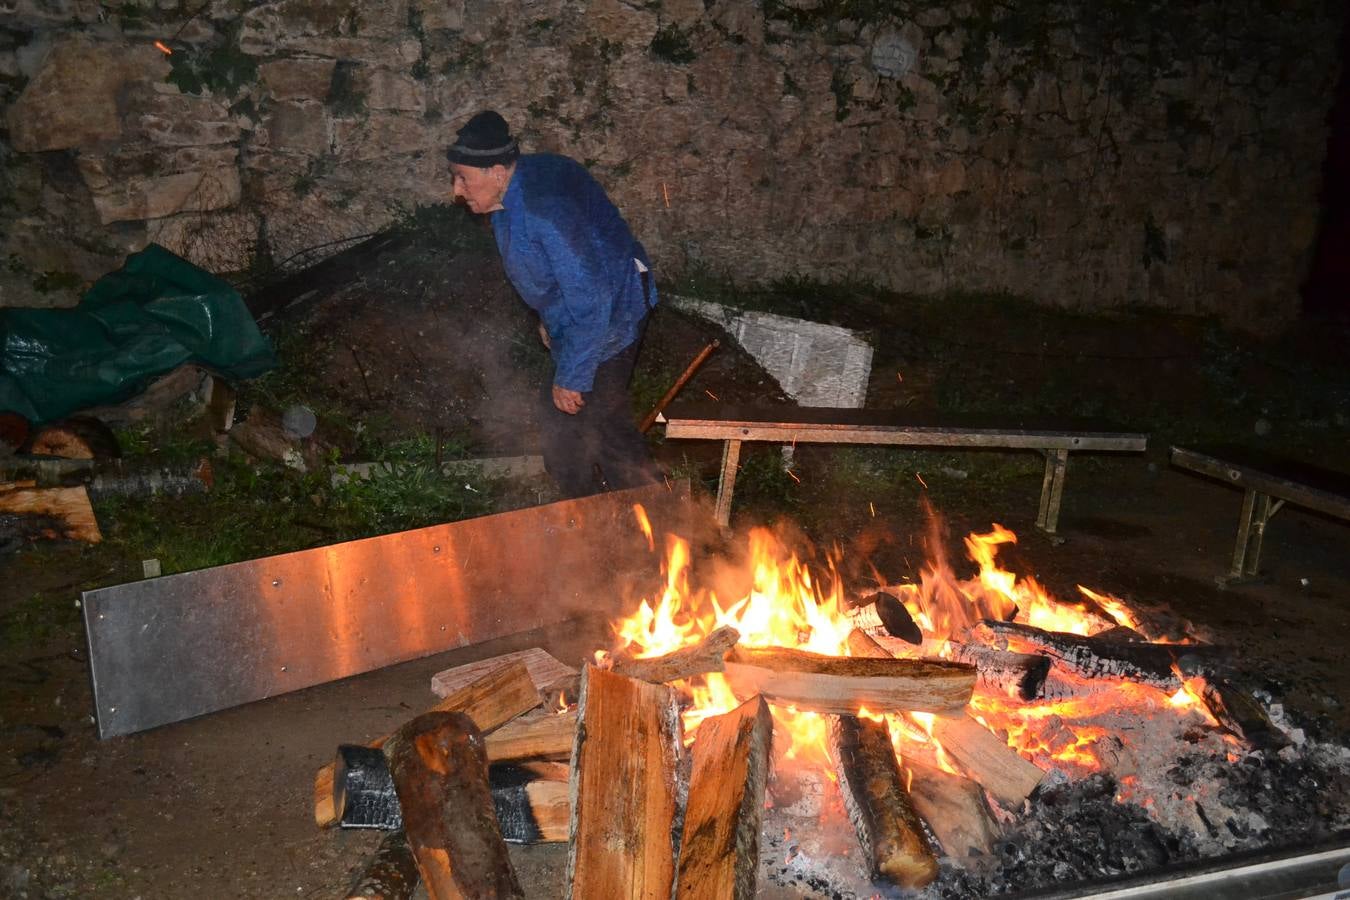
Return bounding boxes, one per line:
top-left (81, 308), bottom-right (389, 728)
top-left (0, 0), bottom-right (1342, 326)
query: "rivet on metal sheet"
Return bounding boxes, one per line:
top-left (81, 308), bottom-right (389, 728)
top-left (433, 546), bottom-right (441, 552)
top-left (272, 579), bottom-right (281, 586)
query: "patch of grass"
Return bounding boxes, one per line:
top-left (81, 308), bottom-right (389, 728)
top-left (1, 589), bottom-right (80, 647)
top-left (164, 21), bottom-right (257, 99)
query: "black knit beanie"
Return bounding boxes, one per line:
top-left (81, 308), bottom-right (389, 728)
top-left (446, 111), bottom-right (520, 168)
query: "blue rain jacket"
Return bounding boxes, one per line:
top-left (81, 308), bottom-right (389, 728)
top-left (491, 154), bottom-right (655, 392)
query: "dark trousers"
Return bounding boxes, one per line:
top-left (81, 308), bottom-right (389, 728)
top-left (539, 330), bottom-right (660, 499)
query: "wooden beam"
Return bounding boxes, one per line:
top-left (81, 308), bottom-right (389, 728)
top-left (384, 711), bottom-right (522, 899)
top-left (345, 830), bottom-right (420, 900)
top-left (828, 714), bottom-right (938, 888)
top-left (611, 625), bottom-right (740, 684)
top-left (902, 760), bottom-right (1001, 859)
top-left (676, 696), bottom-right (773, 900)
top-left (722, 644), bottom-right (975, 715)
top-left (484, 708), bottom-right (577, 763)
top-left (566, 666), bottom-right (682, 900)
top-left (315, 660), bottom-right (540, 828)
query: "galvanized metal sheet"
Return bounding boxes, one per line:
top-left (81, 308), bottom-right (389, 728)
top-left (84, 482), bottom-right (693, 739)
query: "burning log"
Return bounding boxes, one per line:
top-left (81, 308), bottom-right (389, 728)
top-left (490, 765), bottom-right (569, 844)
top-left (676, 696), bottom-right (773, 899)
top-left (384, 711), bottom-right (523, 899)
top-left (431, 648), bottom-right (576, 699)
top-left (847, 591), bottom-right (924, 644)
top-left (723, 644), bottom-right (975, 715)
top-left (1197, 677), bottom-right (1289, 752)
top-left (345, 831), bottom-right (420, 900)
top-left (974, 619), bottom-right (1198, 692)
top-left (828, 714), bottom-right (939, 888)
top-left (610, 625), bottom-right (740, 683)
top-left (946, 641), bottom-right (1051, 701)
top-left (849, 629), bottom-right (1043, 811)
top-left (902, 760), bottom-right (1002, 859)
top-left (567, 666), bottom-right (682, 900)
top-left (927, 714), bottom-right (1046, 811)
top-left (483, 708), bottom-right (577, 763)
top-left (315, 660), bottom-right (541, 828)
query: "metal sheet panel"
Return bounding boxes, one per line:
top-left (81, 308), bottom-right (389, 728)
top-left (84, 482), bottom-right (693, 738)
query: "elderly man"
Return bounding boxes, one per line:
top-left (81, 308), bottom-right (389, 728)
top-left (448, 110), bottom-right (661, 498)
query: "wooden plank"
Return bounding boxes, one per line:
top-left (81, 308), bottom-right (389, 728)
top-left (431, 648), bottom-right (576, 699)
top-left (722, 645), bottom-right (975, 715)
top-left (676, 696), bottom-right (773, 900)
top-left (315, 661), bottom-right (541, 828)
top-left (566, 666), bottom-right (682, 900)
top-left (664, 402), bottom-right (1147, 451)
top-left (384, 711), bottom-right (522, 899)
top-left (1170, 445), bottom-right (1350, 521)
top-left (0, 483), bottom-right (101, 543)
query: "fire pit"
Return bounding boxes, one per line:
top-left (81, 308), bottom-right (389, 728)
top-left (325, 504), bottom-right (1350, 898)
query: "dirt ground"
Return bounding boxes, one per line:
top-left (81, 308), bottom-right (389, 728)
top-left (2, 217), bottom-right (1348, 898)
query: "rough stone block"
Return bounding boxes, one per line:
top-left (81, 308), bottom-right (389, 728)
top-left (259, 58), bottom-right (338, 102)
top-left (671, 297), bottom-right (874, 408)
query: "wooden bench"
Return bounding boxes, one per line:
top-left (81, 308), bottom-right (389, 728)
top-left (1170, 445), bottom-right (1350, 586)
top-left (662, 402), bottom-right (1148, 531)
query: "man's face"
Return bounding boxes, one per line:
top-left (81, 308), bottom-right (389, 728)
top-left (450, 163), bottom-right (508, 214)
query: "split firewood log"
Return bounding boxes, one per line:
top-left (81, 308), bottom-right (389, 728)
top-left (676, 696), bottom-right (773, 899)
top-left (345, 830), bottom-right (420, 900)
top-left (384, 711), bottom-right (523, 899)
top-left (927, 713), bottom-right (1046, 811)
top-left (1196, 676), bottom-right (1289, 751)
top-left (609, 625), bottom-right (740, 683)
top-left (828, 714), bottom-right (939, 888)
top-left (722, 644), bottom-right (975, 715)
top-left (902, 759), bottom-right (1002, 859)
top-left (483, 708), bottom-right (577, 763)
top-left (431, 648), bottom-right (576, 700)
top-left (566, 666), bottom-right (682, 900)
top-left (314, 661), bottom-right (540, 828)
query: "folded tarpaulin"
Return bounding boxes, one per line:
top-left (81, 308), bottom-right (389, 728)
top-left (0, 244), bottom-right (275, 424)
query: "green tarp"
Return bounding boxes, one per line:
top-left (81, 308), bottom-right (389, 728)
top-left (0, 244), bottom-right (275, 425)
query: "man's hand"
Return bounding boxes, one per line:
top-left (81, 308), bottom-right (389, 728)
top-left (552, 385), bottom-right (584, 415)
top-left (538, 321), bottom-right (551, 350)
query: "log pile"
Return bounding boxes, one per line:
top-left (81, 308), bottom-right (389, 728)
top-left (311, 596), bottom-right (1252, 898)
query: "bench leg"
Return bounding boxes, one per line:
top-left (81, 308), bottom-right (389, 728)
top-left (714, 439), bottom-right (742, 528)
top-left (1036, 449), bottom-right (1069, 535)
top-left (1220, 490), bottom-right (1285, 587)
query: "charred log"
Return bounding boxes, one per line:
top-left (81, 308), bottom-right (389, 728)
top-left (828, 714), bottom-right (939, 888)
top-left (947, 641), bottom-right (1051, 701)
top-left (315, 661), bottom-right (541, 828)
top-left (974, 619), bottom-right (1212, 692)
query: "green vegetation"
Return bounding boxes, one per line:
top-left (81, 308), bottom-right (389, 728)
top-left (650, 24), bottom-right (698, 64)
top-left (165, 21), bottom-right (257, 99)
